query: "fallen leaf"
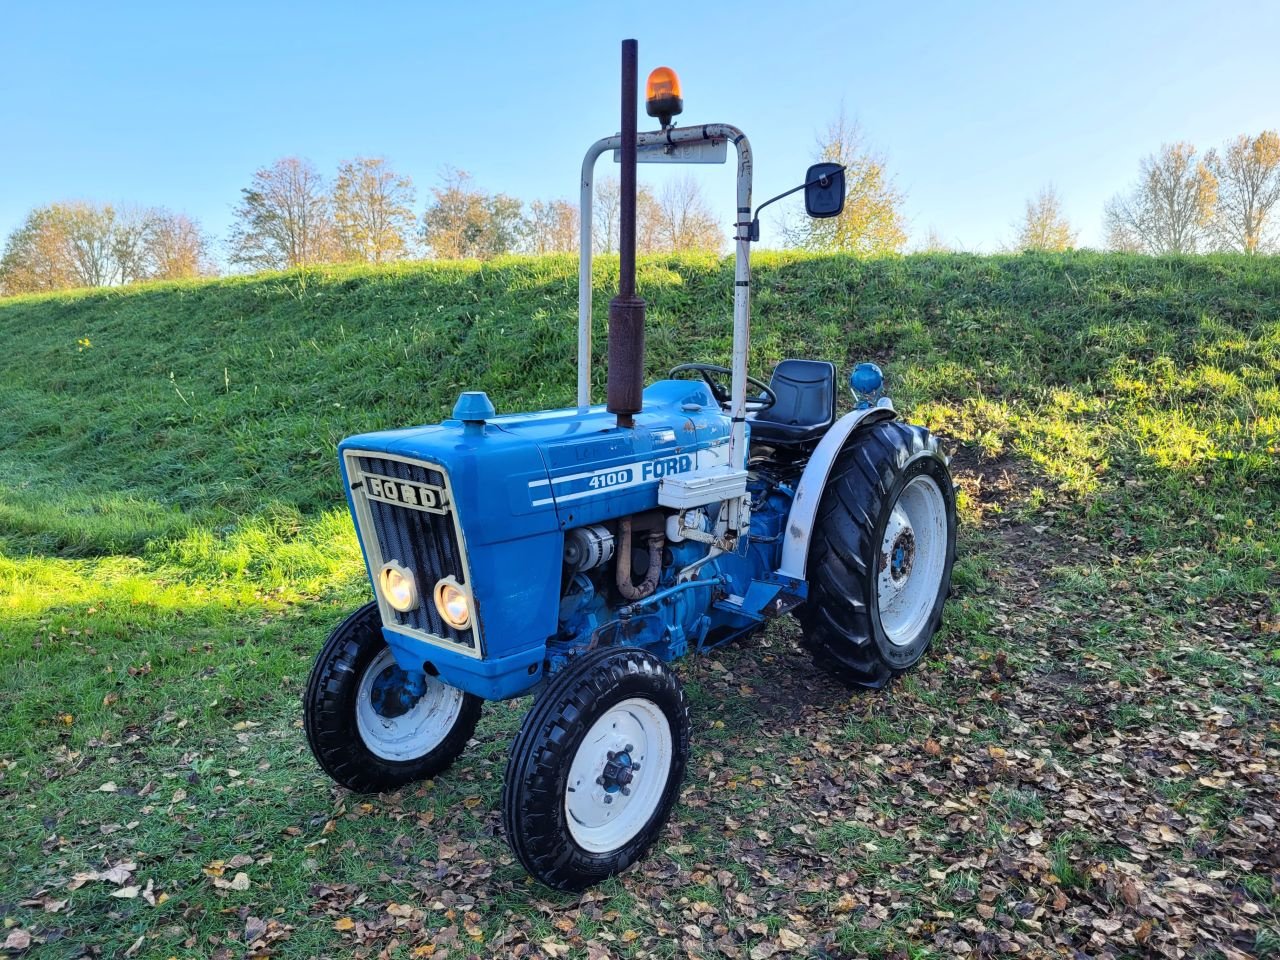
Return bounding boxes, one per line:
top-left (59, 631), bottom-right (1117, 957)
top-left (98, 781), bottom-right (119, 793)
top-left (777, 929), bottom-right (806, 950)
top-left (244, 916), bottom-right (267, 943)
top-left (334, 917), bottom-right (356, 932)
top-left (111, 885), bottom-right (140, 899)
top-left (3, 929), bottom-right (32, 950)
top-left (99, 863), bottom-right (136, 885)
top-left (67, 872), bottom-right (98, 891)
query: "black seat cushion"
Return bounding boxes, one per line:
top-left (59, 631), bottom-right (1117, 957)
top-left (748, 359), bottom-right (837, 446)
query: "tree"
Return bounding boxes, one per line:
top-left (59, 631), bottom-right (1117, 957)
top-left (651, 176), bottom-right (722, 251)
top-left (785, 111), bottom-right (906, 254)
top-left (1206, 131), bottom-right (1280, 253)
top-left (332, 157), bottom-right (417, 262)
top-left (592, 176), bottom-right (665, 254)
top-left (1104, 143), bottom-right (1217, 254)
top-left (228, 157), bottom-right (335, 270)
top-left (421, 168), bottom-right (525, 260)
top-left (1014, 185), bottom-right (1076, 252)
top-left (56, 202), bottom-right (118, 287)
top-left (524, 199), bottom-right (579, 254)
top-left (593, 177), bottom-right (622, 254)
top-left (0, 207), bottom-right (74, 294)
top-left (146, 211), bottom-right (212, 279)
top-left (0, 203), bottom-right (212, 295)
top-left (916, 227), bottom-right (953, 253)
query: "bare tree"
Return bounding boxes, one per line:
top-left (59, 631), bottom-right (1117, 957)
top-left (593, 177), bottom-right (622, 254)
top-left (1014, 185), bottom-right (1076, 252)
top-left (1104, 143), bottom-right (1217, 254)
top-left (332, 157), bottom-right (417, 262)
top-left (111, 207), bottom-right (157, 284)
top-left (786, 111), bottom-right (906, 254)
top-left (525, 199), bottom-right (579, 254)
top-left (915, 227), bottom-right (953, 252)
top-left (593, 176), bottom-right (665, 254)
top-left (636, 185), bottom-right (664, 254)
top-left (55, 202), bottom-right (118, 287)
top-left (1206, 131), bottom-right (1280, 253)
top-left (228, 157), bottom-right (335, 270)
top-left (650, 176), bottom-right (722, 251)
top-left (421, 168), bottom-right (525, 260)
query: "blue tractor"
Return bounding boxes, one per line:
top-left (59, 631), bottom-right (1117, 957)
top-left (304, 41), bottom-right (957, 890)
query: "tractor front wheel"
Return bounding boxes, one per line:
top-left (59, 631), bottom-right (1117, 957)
top-left (304, 602), bottom-right (482, 792)
top-left (503, 647), bottom-right (690, 891)
top-left (798, 420), bottom-right (956, 688)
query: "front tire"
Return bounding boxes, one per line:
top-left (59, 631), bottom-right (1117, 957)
top-left (503, 647), bottom-right (691, 891)
top-left (798, 420), bottom-right (956, 688)
top-left (304, 602), bottom-right (482, 792)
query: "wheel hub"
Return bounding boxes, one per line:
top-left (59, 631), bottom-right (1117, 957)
top-left (889, 528), bottom-right (916, 582)
top-left (600, 748), bottom-right (638, 794)
top-left (370, 664), bottom-right (418, 719)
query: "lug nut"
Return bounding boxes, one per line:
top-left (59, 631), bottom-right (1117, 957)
top-left (624, 744), bottom-right (634, 752)
top-left (603, 795), bottom-right (613, 804)
top-left (620, 786), bottom-right (631, 796)
top-left (596, 776), bottom-right (605, 785)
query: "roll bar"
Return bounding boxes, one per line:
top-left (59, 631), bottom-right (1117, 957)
top-left (578, 124), bottom-right (754, 471)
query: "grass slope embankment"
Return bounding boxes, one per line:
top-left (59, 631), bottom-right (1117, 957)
top-left (0, 252), bottom-right (1276, 958)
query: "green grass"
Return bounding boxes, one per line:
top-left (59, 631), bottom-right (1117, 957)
top-left (1, 251), bottom-right (1277, 958)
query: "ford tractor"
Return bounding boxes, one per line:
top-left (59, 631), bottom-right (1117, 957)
top-left (304, 40), bottom-right (957, 891)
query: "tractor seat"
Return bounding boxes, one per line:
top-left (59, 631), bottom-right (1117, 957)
top-left (748, 359), bottom-right (838, 447)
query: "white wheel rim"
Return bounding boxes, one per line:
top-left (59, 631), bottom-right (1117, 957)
top-left (876, 473), bottom-right (948, 647)
top-left (355, 648), bottom-right (465, 762)
top-left (564, 697), bottom-right (674, 854)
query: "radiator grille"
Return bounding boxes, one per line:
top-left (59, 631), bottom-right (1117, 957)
top-left (347, 452), bottom-right (477, 653)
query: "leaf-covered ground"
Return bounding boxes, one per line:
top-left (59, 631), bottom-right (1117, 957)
top-left (1, 253), bottom-right (1276, 958)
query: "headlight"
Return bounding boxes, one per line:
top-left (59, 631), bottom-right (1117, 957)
top-left (433, 577), bottom-right (471, 629)
top-left (378, 561), bottom-right (419, 612)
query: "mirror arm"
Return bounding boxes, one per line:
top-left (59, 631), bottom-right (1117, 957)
top-left (747, 165), bottom-right (847, 242)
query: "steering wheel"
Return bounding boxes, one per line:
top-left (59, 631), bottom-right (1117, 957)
top-left (669, 363), bottom-right (777, 413)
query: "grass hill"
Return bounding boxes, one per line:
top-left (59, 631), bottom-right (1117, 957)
top-left (1, 253), bottom-right (1276, 957)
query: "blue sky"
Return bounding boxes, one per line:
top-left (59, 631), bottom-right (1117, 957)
top-left (2, 1), bottom-right (1278, 258)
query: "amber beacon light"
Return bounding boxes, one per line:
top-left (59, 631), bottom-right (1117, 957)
top-left (645, 66), bottom-right (683, 127)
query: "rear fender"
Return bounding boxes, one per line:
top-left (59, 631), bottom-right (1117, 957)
top-left (776, 404), bottom-right (897, 580)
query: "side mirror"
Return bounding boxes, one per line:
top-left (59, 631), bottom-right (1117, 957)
top-left (747, 162), bottom-right (848, 240)
top-left (804, 162), bottom-right (845, 219)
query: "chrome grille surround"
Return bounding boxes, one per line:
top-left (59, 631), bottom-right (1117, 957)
top-left (343, 449), bottom-right (482, 658)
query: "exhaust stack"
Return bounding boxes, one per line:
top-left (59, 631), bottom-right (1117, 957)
top-left (606, 38), bottom-right (645, 429)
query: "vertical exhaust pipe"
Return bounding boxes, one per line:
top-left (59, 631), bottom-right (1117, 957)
top-left (607, 38), bottom-right (645, 429)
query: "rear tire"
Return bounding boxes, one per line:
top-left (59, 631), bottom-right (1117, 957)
top-left (503, 647), bottom-right (691, 891)
top-left (304, 601), bottom-right (482, 792)
top-left (798, 420), bottom-right (956, 688)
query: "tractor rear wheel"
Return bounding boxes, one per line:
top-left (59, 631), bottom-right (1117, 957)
top-left (502, 647), bottom-right (690, 891)
top-left (304, 601), bottom-right (482, 792)
top-left (798, 420), bottom-right (956, 688)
